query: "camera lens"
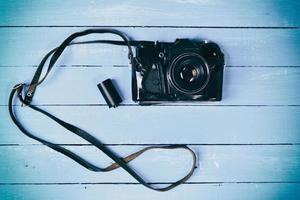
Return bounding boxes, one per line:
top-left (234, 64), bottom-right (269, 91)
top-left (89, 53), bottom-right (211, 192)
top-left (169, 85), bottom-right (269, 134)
top-left (180, 65), bottom-right (199, 83)
top-left (168, 53), bottom-right (210, 94)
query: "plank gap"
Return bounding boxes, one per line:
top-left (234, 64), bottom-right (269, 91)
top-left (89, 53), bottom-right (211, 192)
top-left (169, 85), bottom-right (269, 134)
top-left (0, 143), bottom-right (298, 147)
top-left (0, 25), bottom-right (299, 29)
top-left (3, 104), bottom-right (300, 107)
top-left (1, 181), bottom-right (300, 186)
top-left (1, 65), bottom-right (300, 68)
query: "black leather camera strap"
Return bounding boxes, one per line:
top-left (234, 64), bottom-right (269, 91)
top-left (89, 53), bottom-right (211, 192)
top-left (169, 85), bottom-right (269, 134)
top-left (8, 29), bottom-right (196, 192)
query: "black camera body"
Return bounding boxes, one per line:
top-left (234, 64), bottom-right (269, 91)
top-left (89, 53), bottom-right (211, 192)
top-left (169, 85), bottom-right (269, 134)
top-left (132, 39), bottom-right (225, 104)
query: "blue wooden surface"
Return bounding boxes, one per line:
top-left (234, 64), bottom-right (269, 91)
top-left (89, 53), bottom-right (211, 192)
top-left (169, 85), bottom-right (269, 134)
top-left (0, 0), bottom-right (300, 199)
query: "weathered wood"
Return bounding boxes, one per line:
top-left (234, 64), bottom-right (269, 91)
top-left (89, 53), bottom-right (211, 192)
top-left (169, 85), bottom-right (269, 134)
top-left (0, 0), bottom-right (299, 27)
top-left (1, 183), bottom-right (299, 200)
top-left (1, 1), bottom-right (300, 199)
top-left (1, 106), bottom-right (300, 144)
top-left (0, 28), bottom-right (300, 66)
top-left (1, 145), bottom-right (299, 183)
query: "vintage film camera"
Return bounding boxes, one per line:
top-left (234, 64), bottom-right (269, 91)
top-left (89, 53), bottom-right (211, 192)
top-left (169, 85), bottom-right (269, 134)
top-left (131, 39), bottom-right (224, 104)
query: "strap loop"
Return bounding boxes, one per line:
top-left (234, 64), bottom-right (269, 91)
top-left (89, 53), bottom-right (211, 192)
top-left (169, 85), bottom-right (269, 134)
top-left (24, 29), bottom-right (135, 105)
top-left (9, 29), bottom-right (197, 191)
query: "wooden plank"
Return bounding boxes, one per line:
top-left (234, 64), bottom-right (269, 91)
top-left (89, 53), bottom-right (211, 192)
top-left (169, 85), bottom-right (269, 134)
top-left (0, 28), bottom-right (300, 66)
top-left (1, 183), bottom-right (299, 200)
top-left (1, 105), bottom-right (300, 144)
top-left (1, 67), bottom-right (300, 106)
top-left (1, 1), bottom-right (299, 200)
top-left (1, 145), bottom-right (299, 183)
top-left (0, 0), bottom-right (299, 27)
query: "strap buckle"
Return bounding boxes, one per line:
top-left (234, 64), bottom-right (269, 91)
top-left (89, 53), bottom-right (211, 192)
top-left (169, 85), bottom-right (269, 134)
top-left (13, 83), bottom-right (24, 90)
top-left (13, 83), bottom-right (30, 107)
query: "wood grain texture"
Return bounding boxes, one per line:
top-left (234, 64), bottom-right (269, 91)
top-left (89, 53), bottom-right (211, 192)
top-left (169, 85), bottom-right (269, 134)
top-left (1, 145), bottom-right (299, 183)
top-left (0, 28), bottom-right (300, 66)
top-left (1, 0), bottom-right (300, 199)
top-left (1, 106), bottom-right (299, 144)
top-left (1, 184), bottom-right (300, 200)
top-left (0, 0), bottom-right (299, 27)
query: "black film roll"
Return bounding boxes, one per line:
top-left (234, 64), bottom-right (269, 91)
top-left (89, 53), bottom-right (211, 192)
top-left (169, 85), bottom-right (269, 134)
top-left (97, 79), bottom-right (123, 108)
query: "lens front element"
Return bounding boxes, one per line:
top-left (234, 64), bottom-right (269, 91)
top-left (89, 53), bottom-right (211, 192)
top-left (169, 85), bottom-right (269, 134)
top-left (168, 53), bottom-right (210, 94)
